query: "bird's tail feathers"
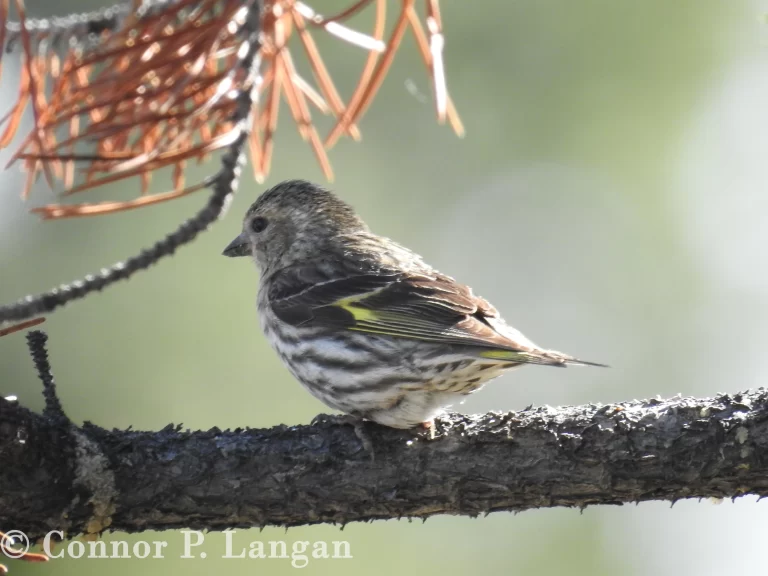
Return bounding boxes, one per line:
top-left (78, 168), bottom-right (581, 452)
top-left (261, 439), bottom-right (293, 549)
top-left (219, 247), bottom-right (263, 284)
top-left (480, 348), bottom-right (609, 368)
top-left (559, 355), bottom-right (609, 368)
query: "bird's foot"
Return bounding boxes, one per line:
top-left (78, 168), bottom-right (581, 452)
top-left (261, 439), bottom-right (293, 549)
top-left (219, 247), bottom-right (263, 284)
top-left (311, 413), bottom-right (374, 460)
top-left (311, 412), bottom-right (346, 426)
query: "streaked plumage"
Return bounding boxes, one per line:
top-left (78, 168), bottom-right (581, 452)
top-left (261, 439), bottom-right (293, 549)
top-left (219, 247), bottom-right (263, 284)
top-left (223, 180), bottom-right (605, 429)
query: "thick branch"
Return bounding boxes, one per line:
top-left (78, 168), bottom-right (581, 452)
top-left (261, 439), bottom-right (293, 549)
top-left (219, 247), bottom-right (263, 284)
top-left (2, 387), bottom-right (767, 539)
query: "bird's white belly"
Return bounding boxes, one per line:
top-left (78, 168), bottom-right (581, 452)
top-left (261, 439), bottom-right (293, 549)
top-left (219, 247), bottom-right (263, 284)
top-left (259, 306), bottom-right (514, 428)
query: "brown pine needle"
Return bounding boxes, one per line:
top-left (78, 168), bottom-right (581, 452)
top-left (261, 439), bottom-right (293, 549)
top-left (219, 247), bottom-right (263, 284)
top-left (295, 2), bottom-right (384, 53)
top-left (15, 0), bottom-right (55, 192)
top-left (0, 0), bottom-right (460, 218)
top-left (426, 0), bottom-right (446, 124)
top-left (279, 57), bottom-right (311, 142)
top-left (327, 0), bottom-right (412, 149)
top-left (260, 45), bottom-right (283, 179)
top-left (32, 180), bottom-right (209, 219)
top-left (303, 0), bottom-right (374, 25)
top-left (324, 0), bottom-right (387, 149)
top-left (279, 49), bottom-right (334, 180)
top-left (0, 316), bottom-right (45, 338)
top-left (0, 70), bottom-right (30, 148)
top-left (292, 73), bottom-right (331, 114)
top-left (292, 7), bottom-right (360, 139)
top-left (405, 4), bottom-right (464, 137)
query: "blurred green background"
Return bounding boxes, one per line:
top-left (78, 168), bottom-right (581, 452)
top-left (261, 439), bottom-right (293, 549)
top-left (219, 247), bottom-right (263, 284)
top-left (2, 0), bottom-right (766, 574)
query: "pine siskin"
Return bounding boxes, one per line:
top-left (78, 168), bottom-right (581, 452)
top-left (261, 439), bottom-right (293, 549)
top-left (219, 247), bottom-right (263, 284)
top-left (223, 180), bottom-right (606, 429)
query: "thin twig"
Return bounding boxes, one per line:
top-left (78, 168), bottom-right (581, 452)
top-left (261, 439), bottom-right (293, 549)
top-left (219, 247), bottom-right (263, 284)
top-left (0, 317), bottom-right (44, 338)
top-left (25, 330), bottom-right (67, 425)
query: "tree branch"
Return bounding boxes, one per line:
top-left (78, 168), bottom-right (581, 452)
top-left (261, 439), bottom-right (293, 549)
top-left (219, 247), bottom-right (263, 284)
top-left (0, 0), bottom-right (262, 324)
top-left (4, 2), bottom-right (127, 41)
top-left (3, 334), bottom-right (767, 539)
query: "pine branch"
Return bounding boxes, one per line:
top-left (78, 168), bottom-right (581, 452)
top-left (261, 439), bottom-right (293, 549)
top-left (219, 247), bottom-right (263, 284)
top-left (0, 0), bottom-right (461, 216)
top-left (3, 332), bottom-right (768, 540)
top-left (0, 0), bottom-right (461, 326)
top-left (0, 0), bottom-right (262, 324)
top-left (3, 2), bottom-right (129, 38)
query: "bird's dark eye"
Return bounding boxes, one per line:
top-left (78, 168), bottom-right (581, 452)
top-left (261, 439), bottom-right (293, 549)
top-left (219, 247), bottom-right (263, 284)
top-left (250, 216), bottom-right (268, 233)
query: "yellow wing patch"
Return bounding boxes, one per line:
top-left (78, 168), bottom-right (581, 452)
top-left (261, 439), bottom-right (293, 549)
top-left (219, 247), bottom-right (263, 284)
top-left (336, 296), bottom-right (379, 323)
top-left (479, 350), bottom-right (517, 360)
top-left (332, 291), bottom-right (436, 339)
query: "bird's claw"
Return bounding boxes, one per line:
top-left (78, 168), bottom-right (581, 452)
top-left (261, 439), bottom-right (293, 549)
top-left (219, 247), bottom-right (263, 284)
top-left (310, 412), bottom-right (341, 426)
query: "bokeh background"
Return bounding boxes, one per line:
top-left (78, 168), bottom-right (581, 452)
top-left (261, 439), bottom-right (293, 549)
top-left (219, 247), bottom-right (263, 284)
top-left (2, 0), bottom-right (767, 574)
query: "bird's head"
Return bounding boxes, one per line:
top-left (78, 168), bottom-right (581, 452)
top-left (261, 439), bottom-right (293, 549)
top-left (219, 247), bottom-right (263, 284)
top-left (222, 179), bottom-right (367, 273)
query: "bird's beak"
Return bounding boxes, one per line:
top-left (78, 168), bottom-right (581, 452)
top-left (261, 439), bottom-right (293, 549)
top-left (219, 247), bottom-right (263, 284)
top-left (222, 233), bottom-right (251, 257)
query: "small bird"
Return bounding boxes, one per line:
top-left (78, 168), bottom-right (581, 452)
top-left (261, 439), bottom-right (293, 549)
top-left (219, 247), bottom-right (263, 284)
top-left (223, 180), bottom-right (606, 430)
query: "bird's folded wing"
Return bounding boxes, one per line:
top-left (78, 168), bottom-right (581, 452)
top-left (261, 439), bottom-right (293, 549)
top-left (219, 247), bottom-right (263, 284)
top-left (267, 266), bottom-right (545, 359)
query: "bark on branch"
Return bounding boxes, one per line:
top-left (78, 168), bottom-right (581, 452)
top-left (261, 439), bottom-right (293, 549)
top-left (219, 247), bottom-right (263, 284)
top-left (2, 345), bottom-right (767, 540)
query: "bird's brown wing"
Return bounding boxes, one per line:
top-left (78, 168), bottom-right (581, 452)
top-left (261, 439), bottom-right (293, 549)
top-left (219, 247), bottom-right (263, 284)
top-left (267, 266), bottom-right (565, 364)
